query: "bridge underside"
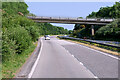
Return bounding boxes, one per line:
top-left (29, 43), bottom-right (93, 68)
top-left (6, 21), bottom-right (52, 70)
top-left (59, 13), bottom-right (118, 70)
top-left (28, 17), bottom-right (113, 36)
top-left (34, 20), bottom-right (108, 25)
top-left (28, 17), bottom-right (112, 25)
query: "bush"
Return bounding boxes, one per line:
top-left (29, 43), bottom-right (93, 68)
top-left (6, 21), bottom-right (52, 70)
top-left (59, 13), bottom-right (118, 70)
top-left (95, 19), bottom-right (120, 41)
top-left (6, 27), bottom-right (32, 54)
top-left (2, 1), bottom-right (69, 64)
top-left (25, 26), bottom-right (39, 41)
top-left (2, 28), bottom-right (18, 62)
top-left (2, 2), bottom-right (29, 16)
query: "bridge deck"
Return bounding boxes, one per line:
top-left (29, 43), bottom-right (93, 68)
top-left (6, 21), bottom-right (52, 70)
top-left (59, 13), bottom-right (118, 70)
top-left (28, 16), bottom-right (114, 25)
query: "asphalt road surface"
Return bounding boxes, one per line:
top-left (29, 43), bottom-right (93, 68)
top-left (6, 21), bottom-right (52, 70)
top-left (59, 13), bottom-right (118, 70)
top-left (31, 36), bottom-right (119, 78)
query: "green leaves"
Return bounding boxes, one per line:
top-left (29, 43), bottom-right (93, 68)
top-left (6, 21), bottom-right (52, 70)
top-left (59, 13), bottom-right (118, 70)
top-left (2, 2), bottom-right (69, 63)
top-left (2, 26), bottom-right (32, 56)
top-left (8, 27), bottom-right (32, 53)
top-left (95, 19), bottom-right (120, 41)
top-left (1, 1), bottom-right (70, 78)
top-left (36, 23), bottom-right (69, 35)
top-left (2, 2), bottom-right (29, 16)
top-left (26, 26), bottom-right (39, 41)
top-left (2, 28), bottom-right (18, 62)
top-left (87, 2), bottom-right (120, 18)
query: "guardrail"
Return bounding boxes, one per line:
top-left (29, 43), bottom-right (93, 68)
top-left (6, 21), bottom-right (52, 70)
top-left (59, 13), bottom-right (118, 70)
top-left (58, 36), bottom-right (120, 49)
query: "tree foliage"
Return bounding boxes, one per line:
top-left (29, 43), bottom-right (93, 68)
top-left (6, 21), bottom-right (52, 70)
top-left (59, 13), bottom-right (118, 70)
top-left (2, 2), bottom-right (69, 62)
top-left (87, 2), bottom-right (120, 18)
top-left (73, 2), bottom-right (120, 41)
top-left (95, 19), bottom-right (120, 41)
top-left (2, 2), bottom-right (29, 15)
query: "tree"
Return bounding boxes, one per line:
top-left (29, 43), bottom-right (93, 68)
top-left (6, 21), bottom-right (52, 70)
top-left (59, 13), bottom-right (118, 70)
top-left (87, 12), bottom-right (97, 18)
top-left (87, 2), bottom-right (120, 18)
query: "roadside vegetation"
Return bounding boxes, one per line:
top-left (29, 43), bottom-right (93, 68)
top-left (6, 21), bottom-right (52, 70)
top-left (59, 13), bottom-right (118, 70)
top-left (71, 2), bottom-right (120, 42)
top-left (2, 1), bottom-right (69, 78)
top-left (95, 19), bottom-right (120, 41)
top-left (66, 2), bottom-right (120, 55)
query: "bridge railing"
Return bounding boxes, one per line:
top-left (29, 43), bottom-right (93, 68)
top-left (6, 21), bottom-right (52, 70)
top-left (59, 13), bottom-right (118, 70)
top-left (27, 16), bottom-right (115, 22)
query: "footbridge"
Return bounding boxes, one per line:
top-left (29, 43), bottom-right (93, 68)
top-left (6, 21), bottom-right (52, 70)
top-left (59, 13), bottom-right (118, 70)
top-left (27, 16), bottom-right (114, 25)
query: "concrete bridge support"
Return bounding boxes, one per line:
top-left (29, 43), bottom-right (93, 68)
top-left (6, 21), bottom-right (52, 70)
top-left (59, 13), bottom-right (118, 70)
top-left (91, 25), bottom-right (95, 36)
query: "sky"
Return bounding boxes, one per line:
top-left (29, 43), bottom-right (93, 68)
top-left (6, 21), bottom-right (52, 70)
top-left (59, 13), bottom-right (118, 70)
top-left (25, 2), bottom-right (115, 30)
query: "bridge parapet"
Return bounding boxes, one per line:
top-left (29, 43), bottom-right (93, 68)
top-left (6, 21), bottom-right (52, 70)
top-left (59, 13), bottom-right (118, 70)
top-left (28, 16), bottom-right (114, 22)
top-left (27, 16), bottom-right (115, 25)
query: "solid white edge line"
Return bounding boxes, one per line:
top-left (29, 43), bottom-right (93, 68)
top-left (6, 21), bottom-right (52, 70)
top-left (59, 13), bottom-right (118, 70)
top-left (62, 39), bottom-right (119, 60)
top-left (60, 39), bottom-right (117, 79)
top-left (76, 43), bottom-right (119, 60)
top-left (28, 38), bottom-right (43, 78)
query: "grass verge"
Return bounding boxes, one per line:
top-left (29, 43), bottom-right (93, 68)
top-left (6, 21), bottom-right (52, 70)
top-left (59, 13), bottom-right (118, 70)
top-left (59, 38), bottom-right (119, 56)
top-left (2, 43), bottom-right (36, 78)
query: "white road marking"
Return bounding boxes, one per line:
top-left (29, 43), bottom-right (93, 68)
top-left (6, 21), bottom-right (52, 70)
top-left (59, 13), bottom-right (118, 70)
top-left (58, 39), bottom-right (119, 60)
top-left (61, 45), bottom-right (99, 79)
top-left (28, 38), bottom-right (43, 78)
top-left (56, 40), bottom-right (75, 45)
top-left (79, 62), bottom-right (84, 66)
top-left (72, 55), bottom-right (74, 57)
top-left (94, 76), bottom-right (98, 78)
top-left (72, 54), bottom-right (99, 79)
top-left (76, 44), bottom-right (119, 60)
top-left (59, 39), bottom-right (119, 79)
top-left (75, 56), bottom-right (99, 79)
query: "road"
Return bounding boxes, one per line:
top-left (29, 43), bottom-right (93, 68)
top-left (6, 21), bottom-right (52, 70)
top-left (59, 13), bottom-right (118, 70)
top-left (30, 36), bottom-right (119, 78)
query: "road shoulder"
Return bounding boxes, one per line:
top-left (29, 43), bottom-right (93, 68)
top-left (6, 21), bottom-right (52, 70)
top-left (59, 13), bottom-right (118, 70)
top-left (15, 38), bottom-right (42, 78)
top-left (60, 39), bottom-right (119, 56)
